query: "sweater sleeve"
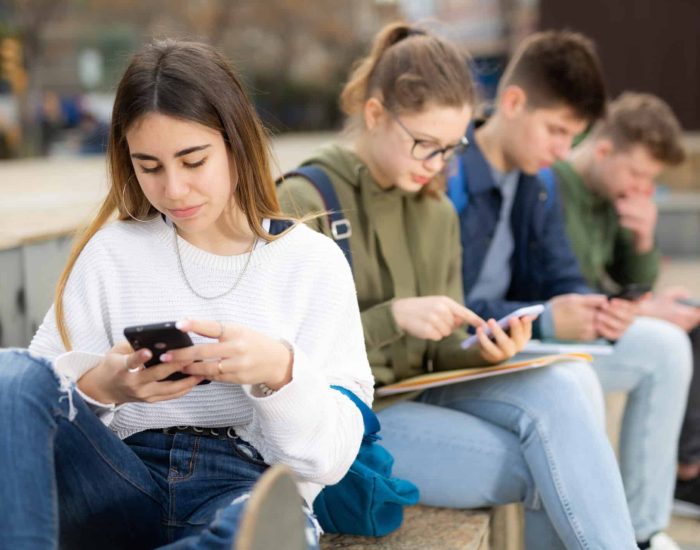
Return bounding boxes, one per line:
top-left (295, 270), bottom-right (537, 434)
top-left (242, 235), bottom-right (374, 485)
top-left (431, 210), bottom-right (493, 370)
top-left (29, 239), bottom-right (121, 422)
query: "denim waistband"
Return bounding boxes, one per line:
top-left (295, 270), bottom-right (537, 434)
top-left (149, 426), bottom-right (238, 440)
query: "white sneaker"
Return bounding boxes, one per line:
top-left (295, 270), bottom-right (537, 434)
top-left (647, 532), bottom-right (683, 550)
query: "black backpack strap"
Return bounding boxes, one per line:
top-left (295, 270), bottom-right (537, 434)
top-left (278, 165), bottom-right (353, 271)
top-left (268, 219), bottom-right (295, 235)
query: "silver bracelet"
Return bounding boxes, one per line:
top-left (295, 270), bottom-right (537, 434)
top-left (257, 339), bottom-right (294, 397)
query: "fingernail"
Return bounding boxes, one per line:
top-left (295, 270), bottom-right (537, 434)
top-left (160, 353), bottom-right (171, 362)
top-left (141, 350), bottom-right (152, 359)
top-left (175, 320), bottom-right (187, 330)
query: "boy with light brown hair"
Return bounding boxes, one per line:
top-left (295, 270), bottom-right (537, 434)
top-left (551, 91), bottom-right (700, 524)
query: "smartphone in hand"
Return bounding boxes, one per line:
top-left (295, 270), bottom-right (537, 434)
top-left (123, 321), bottom-right (208, 383)
top-left (609, 283), bottom-right (651, 301)
top-left (461, 304), bottom-right (544, 350)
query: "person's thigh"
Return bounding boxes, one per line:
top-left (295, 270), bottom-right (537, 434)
top-left (150, 432), bottom-right (319, 550)
top-left (377, 400), bottom-right (535, 508)
top-left (0, 350), bottom-right (165, 550)
top-left (55, 400), bottom-right (166, 548)
top-left (592, 316), bottom-right (692, 393)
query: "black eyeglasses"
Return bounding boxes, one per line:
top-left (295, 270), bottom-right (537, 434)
top-left (387, 109), bottom-right (469, 162)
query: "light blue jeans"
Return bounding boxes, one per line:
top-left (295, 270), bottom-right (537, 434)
top-left (377, 361), bottom-right (638, 549)
top-left (0, 350), bottom-right (319, 550)
top-left (589, 317), bottom-right (693, 541)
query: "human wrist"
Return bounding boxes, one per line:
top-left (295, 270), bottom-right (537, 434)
top-left (634, 232), bottom-right (655, 254)
top-left (262, 339), bottom-right (294, 391)
top-left (77, 366), bottom-right (116, 405)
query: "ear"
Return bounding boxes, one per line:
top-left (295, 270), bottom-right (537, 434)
top-left (363, 97), bottom-right (387, 131)
top-left (499, 85), bottom-right (527, 119)
top-left (593, 138), bottom-right (614, 162)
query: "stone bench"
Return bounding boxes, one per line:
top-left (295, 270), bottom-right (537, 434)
top-left (320, 503), bottom-right (523, 550)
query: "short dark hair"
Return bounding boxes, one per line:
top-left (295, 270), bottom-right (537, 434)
top-left (591, 92), bottom-right (685, 165)
top-left (499, 30), bottom-right (607, 123)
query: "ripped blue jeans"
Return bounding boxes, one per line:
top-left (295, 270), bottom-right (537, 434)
top-left (0, 350), bottom-right (319, 550)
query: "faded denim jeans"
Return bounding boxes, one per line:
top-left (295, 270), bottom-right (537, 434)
top-left (378, 361), bottom-right (638, 549)
top-left (590, 317), bottom-right (692, 541)
top-left (0, 349), bottom-right (319, 550)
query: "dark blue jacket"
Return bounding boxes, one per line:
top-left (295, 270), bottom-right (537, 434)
top-left (447, 124), bottom-right (590, 330)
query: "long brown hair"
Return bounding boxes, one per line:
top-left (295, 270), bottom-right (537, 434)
top-left (55, 39), bottom-right (284, 349)
top-left (340, 22), bottom-right (475, 195)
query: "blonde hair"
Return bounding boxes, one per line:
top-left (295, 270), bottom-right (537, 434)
top-left (55, 40), bottom-right (287, 349)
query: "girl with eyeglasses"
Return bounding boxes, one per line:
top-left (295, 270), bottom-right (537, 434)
top-left (278, 22), bottom-right (638, 548)
top-left (0, 39), bottom-right (374, 549)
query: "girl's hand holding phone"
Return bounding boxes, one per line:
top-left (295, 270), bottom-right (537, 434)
top-left (165, 319), bottom-right (294, 391)
top-left (475, 315), bottom-right (533, 364)
top-left (77, 341), bottom-right (205, 405)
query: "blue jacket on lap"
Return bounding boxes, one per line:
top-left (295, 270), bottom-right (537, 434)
top-left (446, 124), bottom-right (590, 331)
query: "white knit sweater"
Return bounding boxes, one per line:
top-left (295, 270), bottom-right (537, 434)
top-left (29, 216), bottom-right (374, 500)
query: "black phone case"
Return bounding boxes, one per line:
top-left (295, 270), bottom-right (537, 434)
top-left (610, 284), bottom-right (652, 301)
top-left (123, 322), bottom-right (208, 383)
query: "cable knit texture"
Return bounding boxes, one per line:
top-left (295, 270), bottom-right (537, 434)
top-left (29, 217), bottom-right (374, 496)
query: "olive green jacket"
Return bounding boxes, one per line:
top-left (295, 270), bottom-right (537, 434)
top-left (277, 144), bottom-right (482, 386)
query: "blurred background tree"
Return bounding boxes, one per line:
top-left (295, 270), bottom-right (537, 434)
top-left (0, 0), bottom-right (401, 156)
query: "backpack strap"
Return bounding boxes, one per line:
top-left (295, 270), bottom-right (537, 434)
top-left (279, 165), bottom-right (353, 271)
top-left (537, 166), bottom-right (558, 211)
top-left (446, 155), bottom-right (470, 215)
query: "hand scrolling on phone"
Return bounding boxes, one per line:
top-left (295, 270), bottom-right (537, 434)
top-left (77, 341), bottom-right (205, 405)
top-left (166, 319), bottom-right (294, 391)
top-left (391, 296), bottom-right (484, 341)
top-left (475, 316), bottom-right (533, 363)
top-left (391, 295), bottom-right (532, 364)
top-left (594, 298), bottom-right (638, 341)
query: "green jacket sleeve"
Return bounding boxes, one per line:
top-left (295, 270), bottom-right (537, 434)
top-left (277, 176), bottom-right (405, 352)
top-left (429, 207), bottom-right (489, 370)
top-left (607, 226), bottom-right (660, 286)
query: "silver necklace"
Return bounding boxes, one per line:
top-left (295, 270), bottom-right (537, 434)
top-left (173, 226), bottom-right (257, 300)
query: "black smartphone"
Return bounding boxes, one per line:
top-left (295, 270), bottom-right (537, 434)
top-left (123, 321), bottom-right (208, 383)
top-left (609, 283), bottom-right (652, 301)
top-left (677, 297), bottom-right (700, 308)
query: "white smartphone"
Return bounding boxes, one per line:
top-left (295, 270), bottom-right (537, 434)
top-left (460, 304), bottom-right (545, 350)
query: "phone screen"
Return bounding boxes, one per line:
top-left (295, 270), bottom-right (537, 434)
top-left (461, 304), bottom-right (544, 349)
